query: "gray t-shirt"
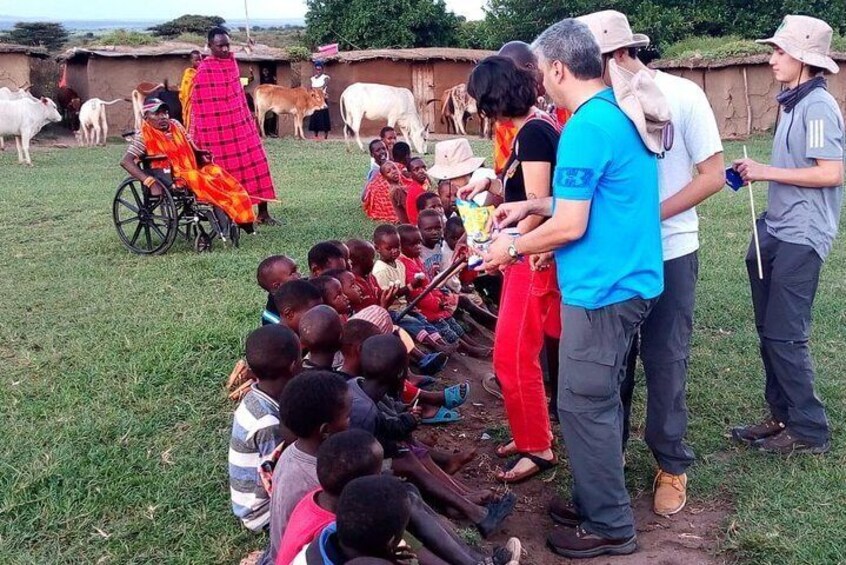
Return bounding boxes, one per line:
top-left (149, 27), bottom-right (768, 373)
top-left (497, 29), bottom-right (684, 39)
top-left (266, 443), bottom-right (319, 564)
top-left (767, 87), bottom-right (844, 259)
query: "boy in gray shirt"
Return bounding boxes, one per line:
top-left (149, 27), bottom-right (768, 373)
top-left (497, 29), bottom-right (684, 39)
top-left (732, 15), bottom-right (843, 455)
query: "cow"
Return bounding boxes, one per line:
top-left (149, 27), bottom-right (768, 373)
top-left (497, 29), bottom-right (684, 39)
top-left (131, 81), bottom-right (182, 133)
top-left (0, 86), bottom-right (37, 151)
top-left (0, 97), bottom-right (62, 165)
top-left (440, 84), bottom-right (490, 138)
top-left (339, 83), bottom-right (429, 154)
top-left (254, 85), bottom-right (327, 139)
top-left (76, 98), bottom-right (124, 147)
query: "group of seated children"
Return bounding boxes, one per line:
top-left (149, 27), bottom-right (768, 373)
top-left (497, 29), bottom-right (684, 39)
top-left (229, 288), bottom-right (520, 563)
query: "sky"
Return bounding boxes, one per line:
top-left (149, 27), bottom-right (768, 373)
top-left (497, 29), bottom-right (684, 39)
top-left (0, 0), bottom-right (487, 22)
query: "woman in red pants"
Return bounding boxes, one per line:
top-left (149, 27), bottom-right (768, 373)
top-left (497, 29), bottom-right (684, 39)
top-left (464, 52), bottom-right (564, 482)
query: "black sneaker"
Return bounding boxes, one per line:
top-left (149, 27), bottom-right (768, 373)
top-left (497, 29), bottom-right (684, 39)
top-left (547, 497), bottom-right (580, 526)
top-left (547, 525), bottom-right (636, 559)
top-left (755, 430), bottom-right (830, 455)
top-left (731, 418), bottom-right (785, 445)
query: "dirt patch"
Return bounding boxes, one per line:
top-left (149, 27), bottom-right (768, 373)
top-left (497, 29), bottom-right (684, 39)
top-left (419, 349), bottom-right (728, 565)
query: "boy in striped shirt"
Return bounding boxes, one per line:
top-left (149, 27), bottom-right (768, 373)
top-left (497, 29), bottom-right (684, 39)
top-left (229, 324), bottom-right (301, 531)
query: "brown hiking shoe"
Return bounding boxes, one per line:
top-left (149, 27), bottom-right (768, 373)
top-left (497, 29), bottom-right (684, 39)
top-left (547, 525), bottom-right (636, 559)
top-left (731, 418), bottom-right (785, 445)
top-left (653, 471), bottom-right (687, 516)
top-left (755, 430), bottom-right (831, 455)
top-left (547, 497), bottom-right (581, 526)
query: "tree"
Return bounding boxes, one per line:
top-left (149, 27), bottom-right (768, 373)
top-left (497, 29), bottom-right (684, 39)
top-left (2, 22), bottom-right (68, 51)
top-left (305, 0), bottom-right (461, 49)
top-left (148, 14), bottom-right (226, 38)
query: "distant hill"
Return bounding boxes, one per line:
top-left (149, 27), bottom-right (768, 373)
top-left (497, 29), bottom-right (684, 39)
top-left (0, 16), bottom-right (304, 32)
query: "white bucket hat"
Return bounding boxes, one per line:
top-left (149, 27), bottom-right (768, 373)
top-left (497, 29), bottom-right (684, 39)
top-left (607, 60), bottom-right (673, 155)
top-left (576, 10), bottom-right (650, 55)
top-left (426, 139), bottom-right (485, 181)
top-left (757, 15), bottom-right (839, 74)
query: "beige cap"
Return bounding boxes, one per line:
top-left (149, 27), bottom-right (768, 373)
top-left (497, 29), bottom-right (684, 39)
top-left (426, 139), bottom-right (485, 181)
top-left (576, 10), bottom-right (650, 55)
top-left (757, 15), bottom-right (839, 74)
top-left (607, 60), bottom-right (672, 155)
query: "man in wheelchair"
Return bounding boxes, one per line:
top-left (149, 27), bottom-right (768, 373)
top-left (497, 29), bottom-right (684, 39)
top-left (120, 98), bottom-right (256, 233)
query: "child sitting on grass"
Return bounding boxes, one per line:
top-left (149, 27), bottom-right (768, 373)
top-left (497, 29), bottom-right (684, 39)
top-left (398, 225), bottom-right (491, 358)
top-left (299, 305), bottom-right (344, 371)
top-left (327, 240), bottom-right (352, 270)
top-left (308, 242), bottom-right (348, 278)
top-left (293, 475), bottom-right (412, 564)
top-left (276, 429), bottom-right (384, 565)
top-left (382, 161), bottom-right (411, 224)
top-left (311, 275), bottom-right (352, 320)
top-left (273, 280), bottom-right (324, 334)
top-left (258, 255), bottom-right (301, 326)
top-left (323, 269), bottom-right (365, 314)
top-left (351, 336), bottom-right (514, 538)
top-left (443, 216), bottom-right (502, 312)
top-left (230, 324), bottom-right (301, 532)
top-left (348, 308), bottom-right (468, 420)
top-left (437, 178), bottom-right (457, 218)
top-left (267, 370), bottom-right (351, 563)
top-left (346, 238), bottom-right (396, 311)
top-left (417, 193), bottom-right (446, 221)
top-left (372, 224), bottom-right (455, 355)
top-left (404, 157), bottom-right (431, 224)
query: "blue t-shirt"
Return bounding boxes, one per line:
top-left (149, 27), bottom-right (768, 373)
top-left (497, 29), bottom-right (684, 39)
top-left (552, 88), bottom-right (663, 309)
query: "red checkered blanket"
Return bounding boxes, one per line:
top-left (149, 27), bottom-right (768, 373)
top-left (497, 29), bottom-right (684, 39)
top-left (189, 56), bottom-right (276, 203)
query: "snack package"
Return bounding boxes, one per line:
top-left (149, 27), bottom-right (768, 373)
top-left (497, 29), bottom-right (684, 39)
top-left (456, 198), bottom-right (495, 270)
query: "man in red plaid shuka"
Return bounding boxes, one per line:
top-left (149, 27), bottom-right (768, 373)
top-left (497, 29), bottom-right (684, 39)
top-left (190, 27), bottom-right (279, 225)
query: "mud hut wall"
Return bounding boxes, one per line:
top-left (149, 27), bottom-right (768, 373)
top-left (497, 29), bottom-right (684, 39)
top-left (660, 62), bottom-right (846, 139)
top-left (432, 60), bottom-right (482, 135)
top-left (0, 53), bottom-right (31, 90)
top-left (65, 60), bottom-right (90, 101)
top-left (87, 56), bottom-right (191, 132)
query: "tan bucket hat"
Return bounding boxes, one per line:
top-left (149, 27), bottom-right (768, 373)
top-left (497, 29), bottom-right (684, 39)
top-left (426, 139), bottom-right (485, 181)
top-left (607, 59), bottom-right (673, 155)
top-left (576, 10), bottom-right (650, 54)
top-left (757, 15), bottom-right (839, 74)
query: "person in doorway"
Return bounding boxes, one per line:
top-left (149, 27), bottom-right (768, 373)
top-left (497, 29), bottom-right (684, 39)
top-left (731, 15), bottom-right (843, 456)
top-left (309, 61), bottom-right (331, 140)
top-left (577, 9), bottom-right (726, 516)
top-left (260, 66), bottom-right (279, 137)
top-left (190, 26), bottom-right (279, 225)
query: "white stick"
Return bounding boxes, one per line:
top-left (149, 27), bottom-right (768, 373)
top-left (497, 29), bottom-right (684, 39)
top-left (744, 146), bottom-right (764, 280)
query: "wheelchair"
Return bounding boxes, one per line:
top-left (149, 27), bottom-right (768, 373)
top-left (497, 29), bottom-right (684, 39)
top-left (112, 157), bottom-right (240, 255)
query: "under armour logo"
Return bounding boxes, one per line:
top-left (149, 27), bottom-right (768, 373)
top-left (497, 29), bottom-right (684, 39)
top-left (556, 167), bottom-right (595, 188)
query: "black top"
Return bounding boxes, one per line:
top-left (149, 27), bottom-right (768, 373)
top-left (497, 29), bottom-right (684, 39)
top-left (502, 119), bottom-right (560, 204)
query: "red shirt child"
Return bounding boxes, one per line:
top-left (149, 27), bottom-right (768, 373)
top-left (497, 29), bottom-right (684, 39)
top-left (275, 488), bottom-right (334, 565)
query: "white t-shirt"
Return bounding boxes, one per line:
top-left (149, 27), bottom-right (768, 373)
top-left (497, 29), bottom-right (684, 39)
top-left (310, 73), bottom-right (329, 90)
top-left (654, 71), bottom-right (723, 261)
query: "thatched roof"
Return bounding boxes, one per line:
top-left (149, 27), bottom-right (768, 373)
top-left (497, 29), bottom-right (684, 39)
top-left (59, 41), bottom-right (291, 63)
top-left (0, 43), bottom-right (49, 58)
top-left (316, 47), bottom-right (494, 64)
top-left (652, 51), bottom-right (846, 70)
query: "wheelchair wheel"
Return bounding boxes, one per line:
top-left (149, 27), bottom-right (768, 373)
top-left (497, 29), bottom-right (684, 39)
top-left (113, 178), bottom-right (178, 255)
top-left (194, 232), bottom-right (213, 253)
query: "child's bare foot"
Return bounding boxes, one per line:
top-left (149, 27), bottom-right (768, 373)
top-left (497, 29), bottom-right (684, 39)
top-left (443, 448), bottom-right (478, 475)
top-left (461, 341), bottom-right (493, 359)
top-left (467, 488), bottom-right (495, 505)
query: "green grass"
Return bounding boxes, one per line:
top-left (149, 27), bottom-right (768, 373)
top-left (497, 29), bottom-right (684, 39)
top-left (659, 33), bottom-right (846, 62)
top-left (1, 137), bottom-right (844, 564)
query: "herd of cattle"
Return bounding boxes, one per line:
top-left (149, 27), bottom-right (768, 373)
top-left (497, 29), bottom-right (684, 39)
top-left (0, 78), bottom-right (486, 164)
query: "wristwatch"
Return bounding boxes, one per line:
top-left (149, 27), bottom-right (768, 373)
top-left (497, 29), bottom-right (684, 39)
top-left (507, 238), bottom-right (521, 260)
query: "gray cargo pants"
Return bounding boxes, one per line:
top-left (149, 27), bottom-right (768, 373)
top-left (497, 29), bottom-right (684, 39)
top-left (558, 297), bottom-right (656, 540)
top-left (621, 251), bottom-right (698, 475)
top-left (747, 219), bottom-right (830, 445)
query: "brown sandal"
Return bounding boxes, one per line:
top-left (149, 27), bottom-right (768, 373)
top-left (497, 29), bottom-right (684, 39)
top-left (495, 440), bottom-right (519, 459)
top-left (496, 453), bottom-right (557, 484)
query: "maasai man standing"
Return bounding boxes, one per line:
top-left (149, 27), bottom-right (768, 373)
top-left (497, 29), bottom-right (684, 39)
top-left (179, 50), bottom-right (202, 130)
top-left (190, 26), bottom-right (279, 225)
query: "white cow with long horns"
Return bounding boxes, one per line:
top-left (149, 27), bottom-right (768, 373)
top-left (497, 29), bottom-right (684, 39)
top-left (340, 83), bottom-right (429, 154)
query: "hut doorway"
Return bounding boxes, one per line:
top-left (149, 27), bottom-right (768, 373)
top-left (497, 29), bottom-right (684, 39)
top-left (412, 63), bottom-right (436, 129)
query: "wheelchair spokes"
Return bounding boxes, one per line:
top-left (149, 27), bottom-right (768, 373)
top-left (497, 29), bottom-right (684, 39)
top-left (113, 178), bottom-right (178, 255)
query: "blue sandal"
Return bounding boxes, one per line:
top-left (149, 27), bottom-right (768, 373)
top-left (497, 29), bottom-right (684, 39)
top-left (421, 406), bottom-right (463, 425)
top-left (444, 381), bottom-right (470, 409)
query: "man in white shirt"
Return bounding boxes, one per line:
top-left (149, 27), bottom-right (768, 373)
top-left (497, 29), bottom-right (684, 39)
top-left (577, 10), bottom-right (726, 517)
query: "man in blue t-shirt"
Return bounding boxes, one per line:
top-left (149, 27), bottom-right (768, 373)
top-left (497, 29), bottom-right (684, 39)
top-left (485, 18), bottom-right (663, 559)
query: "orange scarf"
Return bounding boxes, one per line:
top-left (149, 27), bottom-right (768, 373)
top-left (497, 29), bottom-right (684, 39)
top-left (141, 120), bottom-right (256, 225)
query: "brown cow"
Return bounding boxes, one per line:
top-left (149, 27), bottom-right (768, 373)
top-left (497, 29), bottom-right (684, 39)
top-left (254, 85), bottom-right (326, 139)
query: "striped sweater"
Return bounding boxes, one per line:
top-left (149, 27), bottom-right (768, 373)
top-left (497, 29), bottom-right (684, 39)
top-left (229, 384), bottom-right (283, 531)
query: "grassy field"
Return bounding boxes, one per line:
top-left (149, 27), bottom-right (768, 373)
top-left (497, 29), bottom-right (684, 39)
top-left (0, 136), bottom-right (843, 564)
